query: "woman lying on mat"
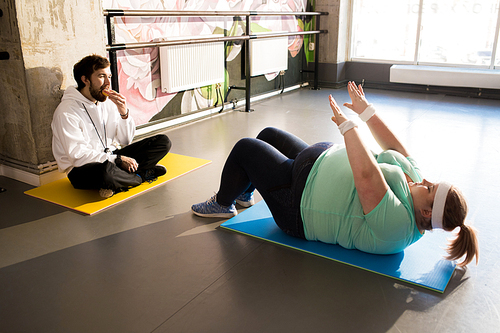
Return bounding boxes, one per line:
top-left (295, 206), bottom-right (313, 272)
top-left (191, 82), bottom-right (479, 266)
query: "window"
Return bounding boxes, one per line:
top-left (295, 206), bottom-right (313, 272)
top-left (351, 0), bottom-right (500, 69)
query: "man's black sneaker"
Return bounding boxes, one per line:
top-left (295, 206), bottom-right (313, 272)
top-left (140, 165), bottom-right (167, 183)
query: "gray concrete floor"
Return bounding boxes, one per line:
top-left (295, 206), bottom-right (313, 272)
top-left (1, 87), bottom-right (499, 333)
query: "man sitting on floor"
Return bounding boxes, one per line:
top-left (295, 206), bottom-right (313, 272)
top-left (51, 54), bottom-right (171, 198)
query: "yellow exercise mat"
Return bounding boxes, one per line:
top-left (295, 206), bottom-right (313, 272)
top-left (25, 153), bottom-right (211, 215)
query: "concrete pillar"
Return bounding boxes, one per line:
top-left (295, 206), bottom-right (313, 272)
top-left (0, 0), bottom-right (106, 185)
top-left (316, 0), bottom-right (350, 85)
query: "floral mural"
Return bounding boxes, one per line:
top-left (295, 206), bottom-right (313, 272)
top-left (103, 0), bottom-right (312, 126)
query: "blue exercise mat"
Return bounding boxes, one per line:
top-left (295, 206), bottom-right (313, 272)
top-left (220, 200), bottom-right (456, 293)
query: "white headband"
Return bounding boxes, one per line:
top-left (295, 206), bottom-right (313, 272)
top-left (431, 182), bottom-right (452, 229)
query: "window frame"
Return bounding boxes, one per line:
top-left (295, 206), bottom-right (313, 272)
top-left (349, 0), bottom-right (500, 70)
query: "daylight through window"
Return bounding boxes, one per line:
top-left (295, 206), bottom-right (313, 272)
top-left (351, 0), bottom-right (500, 69)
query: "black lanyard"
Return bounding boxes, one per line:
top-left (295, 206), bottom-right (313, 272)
top-left (82, 103), bottom-right (110, 153)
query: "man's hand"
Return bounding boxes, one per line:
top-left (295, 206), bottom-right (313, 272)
top-left (103, 89), bottom-right (128, 117)
top-left (119, 156), bottom-right (139, 173)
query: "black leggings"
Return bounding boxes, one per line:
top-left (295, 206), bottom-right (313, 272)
top-left (68, 134), bottom-right (171, 192)
top-left (217, 127), bottom-right (332, 239)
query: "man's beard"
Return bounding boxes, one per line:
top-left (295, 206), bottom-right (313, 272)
top-left (89, 81), bottom-right (107, 102)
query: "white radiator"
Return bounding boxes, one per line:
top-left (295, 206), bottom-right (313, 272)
top-left (160, 35), bottom-right (225, 93)
top-left (250, 33), bottom-right (288, 77)
top-left (390, 65), bottom-right (500, 89)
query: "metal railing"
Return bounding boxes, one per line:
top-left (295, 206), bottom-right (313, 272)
top-left (104, 9), bottom-right (328, 112)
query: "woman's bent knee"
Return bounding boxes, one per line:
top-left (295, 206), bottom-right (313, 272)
top-left (256, 127), bottom-right (279, 141)
top-left (233, 137), bottom-right (257, 151)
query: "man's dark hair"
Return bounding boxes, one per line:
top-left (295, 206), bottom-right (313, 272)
top-left (73, 54), bottom-right (110, 90)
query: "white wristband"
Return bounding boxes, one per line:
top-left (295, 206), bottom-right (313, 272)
top-left (338, 120), bottom-right (358, 136)
top-left (359, 104), bottom-right (376, 122)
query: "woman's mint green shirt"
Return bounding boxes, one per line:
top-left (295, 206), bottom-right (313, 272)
top-left (300, 146), bottom-right (423, 255)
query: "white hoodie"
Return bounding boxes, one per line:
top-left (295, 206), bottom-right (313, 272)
top-left (51, 86), bottom-right (136, 173)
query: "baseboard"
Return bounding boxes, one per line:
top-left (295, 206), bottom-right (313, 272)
top-left (0, 164), bottom-right (66, 187)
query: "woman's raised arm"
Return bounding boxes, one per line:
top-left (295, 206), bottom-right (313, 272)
top-left (329, 95), bottom-right (388, 215)
top-left (343, 81), bottom-right (410, 157)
